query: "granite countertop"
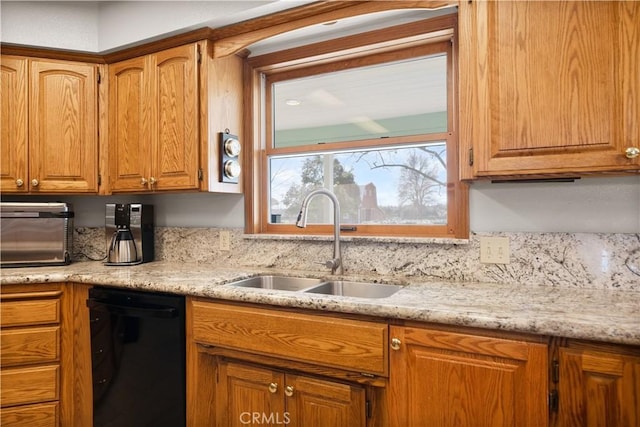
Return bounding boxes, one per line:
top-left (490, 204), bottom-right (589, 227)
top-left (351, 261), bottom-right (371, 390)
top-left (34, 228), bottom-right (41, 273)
top-left (1, 261), bottom-right (639, 346)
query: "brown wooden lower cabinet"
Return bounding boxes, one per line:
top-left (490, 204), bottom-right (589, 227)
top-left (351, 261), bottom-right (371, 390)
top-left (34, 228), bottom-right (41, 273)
top-left (2, 285), bottom-right (639, 427)
top-left (0, 283), bottom-right (93, 427)
top-left (0, 402), bottom-right (59, 427)
top-left (0, 284), bottom-right (65, 427)
top-left (216, 360), bottom-right (365, 427)
top-left (554, 342), bottom-right (640, 427)
top-left (187, 298), bottom-right (640, 427)
top-left (387, 325), bottom-right (549, 427)
top-left (187, 298), bottom-right (383, 426)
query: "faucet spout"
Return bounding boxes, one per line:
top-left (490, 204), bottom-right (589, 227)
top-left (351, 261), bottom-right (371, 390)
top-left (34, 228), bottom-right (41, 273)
top-left (295, 188), bottom-right (343, 275)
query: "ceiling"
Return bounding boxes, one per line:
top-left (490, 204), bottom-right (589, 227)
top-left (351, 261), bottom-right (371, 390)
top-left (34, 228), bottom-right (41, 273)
top-left (273, 54), bottom-right (448, 131)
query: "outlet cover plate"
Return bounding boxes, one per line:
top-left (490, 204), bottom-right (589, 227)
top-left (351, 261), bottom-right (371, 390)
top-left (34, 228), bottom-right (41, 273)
top-left (219, 231), bottom-right (231, 251)
top-left (480, 236), bottom-right (510, 264)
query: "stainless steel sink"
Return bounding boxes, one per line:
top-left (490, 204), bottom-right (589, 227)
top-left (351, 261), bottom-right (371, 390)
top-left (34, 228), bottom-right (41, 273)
top-left (304, 281), bottom-right (401, 299)
top-left (228, 276), bottom-right (402, 299)
top-left (228, 275), bottom-right (322, 291)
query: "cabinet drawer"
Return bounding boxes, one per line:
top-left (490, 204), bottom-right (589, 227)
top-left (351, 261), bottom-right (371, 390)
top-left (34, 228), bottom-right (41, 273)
top-left (1, 326), bottom-right (60, 367)
top-left (0, 402), bottom-right (58, 427)
top-left (1, 365), bottom-right (59, 407)
top-left (191, 300), bottom-right (388, 376)
top-left (0, 299), bottom-right (60, 327)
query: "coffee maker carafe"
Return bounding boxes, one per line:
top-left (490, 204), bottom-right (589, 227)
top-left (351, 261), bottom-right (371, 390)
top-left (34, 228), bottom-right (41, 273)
top-left (105, 204), bottom-right (154, 265)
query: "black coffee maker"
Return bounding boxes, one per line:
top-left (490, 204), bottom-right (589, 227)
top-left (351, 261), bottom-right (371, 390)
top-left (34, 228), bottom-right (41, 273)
top-left (105, 204), bottom-right (154, 265)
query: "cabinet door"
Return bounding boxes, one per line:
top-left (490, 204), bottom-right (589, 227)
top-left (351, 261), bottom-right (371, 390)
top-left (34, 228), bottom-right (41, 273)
top-left (109, 56), bottom-right (152, 192)
top-left (388, 326), bottom-right (548, 427)
top-left (29, 59), bottom-right (98, 192)
top-left (459, 1), bottom-right (640, 178)
top-left (557, 347), bottom-right (640, 426)
top-left (150, 44), bottom-right (200, 191)
top-left (216, 361), bottom-right (285, 427)
top-left (0, 56), bottom-right (29, 193)
top-left (286, 373), bottom-right (365, 427)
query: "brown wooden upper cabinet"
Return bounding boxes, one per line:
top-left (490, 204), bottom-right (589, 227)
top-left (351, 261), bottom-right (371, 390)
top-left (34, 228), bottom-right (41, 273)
top-left (109, 43), bottom-right (200, 192)
top-left (459, 0), bottom-right (640, 179)
top-left (109, 41), bottom-right (244, 194)
top-left (1, 57), bottom-right (99, 193)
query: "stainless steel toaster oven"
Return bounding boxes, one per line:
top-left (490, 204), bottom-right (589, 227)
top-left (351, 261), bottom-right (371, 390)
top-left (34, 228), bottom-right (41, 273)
top-left (0, 202), bottom-right (74, 267)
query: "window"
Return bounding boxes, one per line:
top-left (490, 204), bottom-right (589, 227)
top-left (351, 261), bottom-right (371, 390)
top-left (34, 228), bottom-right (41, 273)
top-left (245, 15), bottom-right (468, 238)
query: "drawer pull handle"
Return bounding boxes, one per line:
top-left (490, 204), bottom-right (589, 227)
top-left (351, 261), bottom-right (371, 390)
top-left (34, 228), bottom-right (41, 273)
top-left (284, 385), bottom-right (294, 397)
top-left (625, 147), bottom-right (639, 159)
top-left (268, 382), bottom-right (278, 394)
top-left (391, 338), bottom-right (402, 350)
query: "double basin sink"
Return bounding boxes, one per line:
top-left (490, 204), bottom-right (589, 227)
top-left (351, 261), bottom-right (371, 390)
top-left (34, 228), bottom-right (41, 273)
top-left (228, 275), bottom-right (401, 299)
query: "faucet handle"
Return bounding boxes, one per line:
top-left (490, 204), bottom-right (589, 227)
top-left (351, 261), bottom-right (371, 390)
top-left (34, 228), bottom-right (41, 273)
top-left (314, 261), bottom-right (332, 269)
top-left (325, 259), bottom-right (340, 269)
top-left (315, 259), bottom-right (341, 272)
top-left (325, 258), bottom-right (342, 274)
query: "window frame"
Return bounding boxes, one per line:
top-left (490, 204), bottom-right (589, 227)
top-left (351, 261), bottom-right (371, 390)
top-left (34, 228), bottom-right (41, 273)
top-left (244, 14), bottom-right (468, 239)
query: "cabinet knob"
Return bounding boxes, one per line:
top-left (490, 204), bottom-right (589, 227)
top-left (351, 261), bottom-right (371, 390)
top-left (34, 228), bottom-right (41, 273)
top-left (268, 382), bottom-right (278, 394)
top-left (284, 385), bottom-right (294, 397)
top-left (141, 177), bottom-right (148, 186)
top-left (15, 179), bottom-right (24, 187)
top-left (391, 338), bottom-right (402, 351)
top-left (149, 176), bottom-right (157, 185)
top-left (625, 147), bottom-right (640, 159)
top-left (31, 178), bottom-right (39, 187)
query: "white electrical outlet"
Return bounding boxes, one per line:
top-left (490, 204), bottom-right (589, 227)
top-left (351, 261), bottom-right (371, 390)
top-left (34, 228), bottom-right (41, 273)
top-left (219, 231), bottom-right (231, 251)
top-left (480, 236), bottom-right (510, 264)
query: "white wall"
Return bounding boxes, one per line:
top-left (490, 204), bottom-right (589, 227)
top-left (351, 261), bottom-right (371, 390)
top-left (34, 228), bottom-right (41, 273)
top-left (1, 1), bottom-right (311, 52)
top-left (6, 175), bottom-right (638, 232)
top-left (470, 176), bottom-right (640, 233)
top-left (1, 1), bottom-right (99, 51)
top-left (86, 193), bottom-right (244, 228)
top-left (3, 193), bottom-right (246, 228)
top-left (97, 1), bottom-right (272, 52)
top-left (2, 2), bottom-right (639, 233)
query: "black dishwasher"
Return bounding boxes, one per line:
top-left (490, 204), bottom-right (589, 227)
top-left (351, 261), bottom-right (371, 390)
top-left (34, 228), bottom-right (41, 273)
top-left (87, 287), bottom-right (186, 427)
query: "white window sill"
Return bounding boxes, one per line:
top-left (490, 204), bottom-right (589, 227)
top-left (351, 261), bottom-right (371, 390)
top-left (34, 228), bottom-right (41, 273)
top-left (242, 233), bottom-right (469, 245)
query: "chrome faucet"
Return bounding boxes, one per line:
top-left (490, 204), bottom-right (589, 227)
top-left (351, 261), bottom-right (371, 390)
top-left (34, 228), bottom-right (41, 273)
top-left (295, 188), bottom-right (343, 275)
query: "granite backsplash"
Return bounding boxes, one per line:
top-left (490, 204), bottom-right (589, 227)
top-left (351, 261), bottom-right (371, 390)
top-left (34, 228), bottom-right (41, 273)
top-left (74, 228), bottom-right (640, 291)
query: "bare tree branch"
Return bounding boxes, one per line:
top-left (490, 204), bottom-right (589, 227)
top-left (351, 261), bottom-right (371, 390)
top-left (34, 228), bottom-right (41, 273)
top-left (369, 163), bottom-right (446, 186)
top-left (419, 146), bottom-right (447, 168)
